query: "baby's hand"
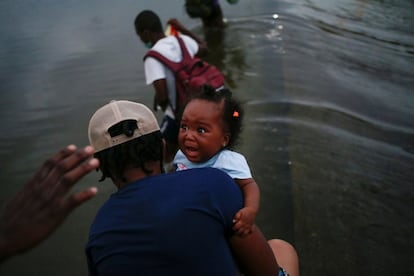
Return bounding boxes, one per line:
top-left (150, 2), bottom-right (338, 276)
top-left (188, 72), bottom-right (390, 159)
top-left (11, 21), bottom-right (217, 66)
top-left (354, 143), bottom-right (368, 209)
top-left (232, 207), bottom-right (256, 236)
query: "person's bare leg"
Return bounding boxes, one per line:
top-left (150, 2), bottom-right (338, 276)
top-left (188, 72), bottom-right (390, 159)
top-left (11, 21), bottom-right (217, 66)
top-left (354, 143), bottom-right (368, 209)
top-left (268, 239), bottom-right (299, 276)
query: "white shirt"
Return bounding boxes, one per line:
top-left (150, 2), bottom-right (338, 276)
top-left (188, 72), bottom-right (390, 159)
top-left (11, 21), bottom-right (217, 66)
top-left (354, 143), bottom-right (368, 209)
top-left (144, 34), bottom-right (199, 117)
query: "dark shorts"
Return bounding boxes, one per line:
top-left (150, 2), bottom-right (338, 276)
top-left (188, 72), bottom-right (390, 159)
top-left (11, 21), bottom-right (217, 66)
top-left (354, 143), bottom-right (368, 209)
top-left (160, 116), bottom-right (179, 144)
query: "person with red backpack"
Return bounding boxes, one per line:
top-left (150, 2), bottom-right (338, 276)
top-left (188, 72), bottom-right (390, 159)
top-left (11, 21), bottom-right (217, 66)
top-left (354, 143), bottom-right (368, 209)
top-left (134, 10), bottom-right (223, 169)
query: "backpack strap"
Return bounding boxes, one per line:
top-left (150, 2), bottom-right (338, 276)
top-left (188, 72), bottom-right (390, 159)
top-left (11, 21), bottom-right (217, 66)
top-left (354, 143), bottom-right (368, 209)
top-left (143, 35), bottom-right (194, 73)
top-left (174, 35), bottom-right (193, 65)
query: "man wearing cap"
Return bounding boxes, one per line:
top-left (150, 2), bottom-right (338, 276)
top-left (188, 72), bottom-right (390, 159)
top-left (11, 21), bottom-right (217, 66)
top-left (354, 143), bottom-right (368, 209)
top-left (85, 100), bottom-right (299, 276)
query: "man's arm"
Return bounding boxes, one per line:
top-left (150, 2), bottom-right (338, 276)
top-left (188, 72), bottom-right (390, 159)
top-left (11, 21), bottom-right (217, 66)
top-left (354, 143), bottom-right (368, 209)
top-left (152, 79), bottom-right (170, 111)
top-left (211, 168), bottom-right (279, 275)
top-left (0, 145), bottom-right (99, 262)
top-left (228, 225), bottom-right (280, 276)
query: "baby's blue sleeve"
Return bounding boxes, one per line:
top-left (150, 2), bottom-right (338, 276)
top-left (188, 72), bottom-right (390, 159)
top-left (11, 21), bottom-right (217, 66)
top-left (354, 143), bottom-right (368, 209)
top-left (215, 150), bottom-right (252, 179)
top-left (173, 150), bottom-right (188, 171)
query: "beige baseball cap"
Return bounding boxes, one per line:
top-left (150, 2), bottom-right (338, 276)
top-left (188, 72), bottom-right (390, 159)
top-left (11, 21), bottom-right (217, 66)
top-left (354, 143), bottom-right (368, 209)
top-left (88, 100), bottom-right (160, 153)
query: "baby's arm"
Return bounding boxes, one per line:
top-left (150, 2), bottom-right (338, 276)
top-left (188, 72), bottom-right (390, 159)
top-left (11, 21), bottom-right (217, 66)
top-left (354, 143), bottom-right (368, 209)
top-left (233, 177), bottom-right (260, 236)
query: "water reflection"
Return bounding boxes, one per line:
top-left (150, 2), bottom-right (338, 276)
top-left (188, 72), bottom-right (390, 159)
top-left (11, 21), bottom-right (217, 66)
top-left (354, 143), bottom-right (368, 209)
top-left (201, 22), bottom-right (249, 89)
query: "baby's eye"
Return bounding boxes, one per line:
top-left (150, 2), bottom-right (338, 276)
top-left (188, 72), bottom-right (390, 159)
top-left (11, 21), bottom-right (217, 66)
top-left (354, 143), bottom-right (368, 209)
top-left (197, 127), bottom-right (206, 133)
top-left (180, 124), bottom-right (188, 131)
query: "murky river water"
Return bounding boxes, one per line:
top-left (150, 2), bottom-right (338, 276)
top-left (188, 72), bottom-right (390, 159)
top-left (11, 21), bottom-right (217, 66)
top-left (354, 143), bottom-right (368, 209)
top-left (1, 0), bottom-right (413, 275)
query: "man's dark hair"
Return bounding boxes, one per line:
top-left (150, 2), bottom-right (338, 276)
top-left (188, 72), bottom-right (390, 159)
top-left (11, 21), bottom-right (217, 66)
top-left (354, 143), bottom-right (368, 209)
top-left (134, 10), bottom-right (163, 34)
top-left (94, 120), bottom-right (163, 183)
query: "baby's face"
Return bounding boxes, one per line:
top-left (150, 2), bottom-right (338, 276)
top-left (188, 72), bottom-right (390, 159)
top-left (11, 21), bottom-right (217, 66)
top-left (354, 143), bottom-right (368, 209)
top-left (178, 99), bottom-right (229, 163)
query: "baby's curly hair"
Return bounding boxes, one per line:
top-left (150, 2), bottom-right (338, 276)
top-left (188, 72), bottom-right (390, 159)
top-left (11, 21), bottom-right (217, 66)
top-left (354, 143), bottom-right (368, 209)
top-left (185, 85), bottom-right (244, 149)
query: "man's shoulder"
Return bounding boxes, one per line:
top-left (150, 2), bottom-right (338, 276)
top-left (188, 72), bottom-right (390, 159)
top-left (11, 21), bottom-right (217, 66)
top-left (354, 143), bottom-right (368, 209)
top-left (149, 36), bottom-right (183, 61)
top-left (171, 168), bottom-right (242, 202)
top-left (177, 34), bottom-right (197, 44)
top-left (153, 35), bottom-right (197, 55)
top-left (170, 168), bottom-right (236, 188)
top-left (153, 35), bottom-right (195, 50)
top-left (174, 167), bottom-right (232, 180)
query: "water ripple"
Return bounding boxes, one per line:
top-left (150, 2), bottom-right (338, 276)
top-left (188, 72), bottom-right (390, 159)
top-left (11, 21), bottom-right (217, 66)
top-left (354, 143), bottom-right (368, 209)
top-left (247, 99), bottom-right (414, 155)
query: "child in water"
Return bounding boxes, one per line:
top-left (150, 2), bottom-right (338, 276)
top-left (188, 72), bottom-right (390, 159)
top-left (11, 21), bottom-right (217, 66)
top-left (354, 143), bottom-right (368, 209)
top-left (184, 0), bottom-right (239, 29)
top-left (173, 86), bottom-right (259, 236)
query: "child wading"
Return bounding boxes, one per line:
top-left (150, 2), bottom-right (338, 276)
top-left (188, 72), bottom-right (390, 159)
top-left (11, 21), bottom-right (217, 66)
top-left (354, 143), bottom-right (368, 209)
top-left (174, 86), bottom-right (259, 235)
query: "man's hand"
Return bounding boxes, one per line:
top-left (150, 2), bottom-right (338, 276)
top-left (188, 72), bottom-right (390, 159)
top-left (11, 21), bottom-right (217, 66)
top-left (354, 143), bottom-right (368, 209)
top-left (0, 145), bottom-right (99, 262)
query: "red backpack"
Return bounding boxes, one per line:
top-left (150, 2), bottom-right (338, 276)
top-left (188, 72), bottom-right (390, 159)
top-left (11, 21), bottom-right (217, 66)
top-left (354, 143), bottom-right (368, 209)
top-left (144, 35), bottom-right (225, 115)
